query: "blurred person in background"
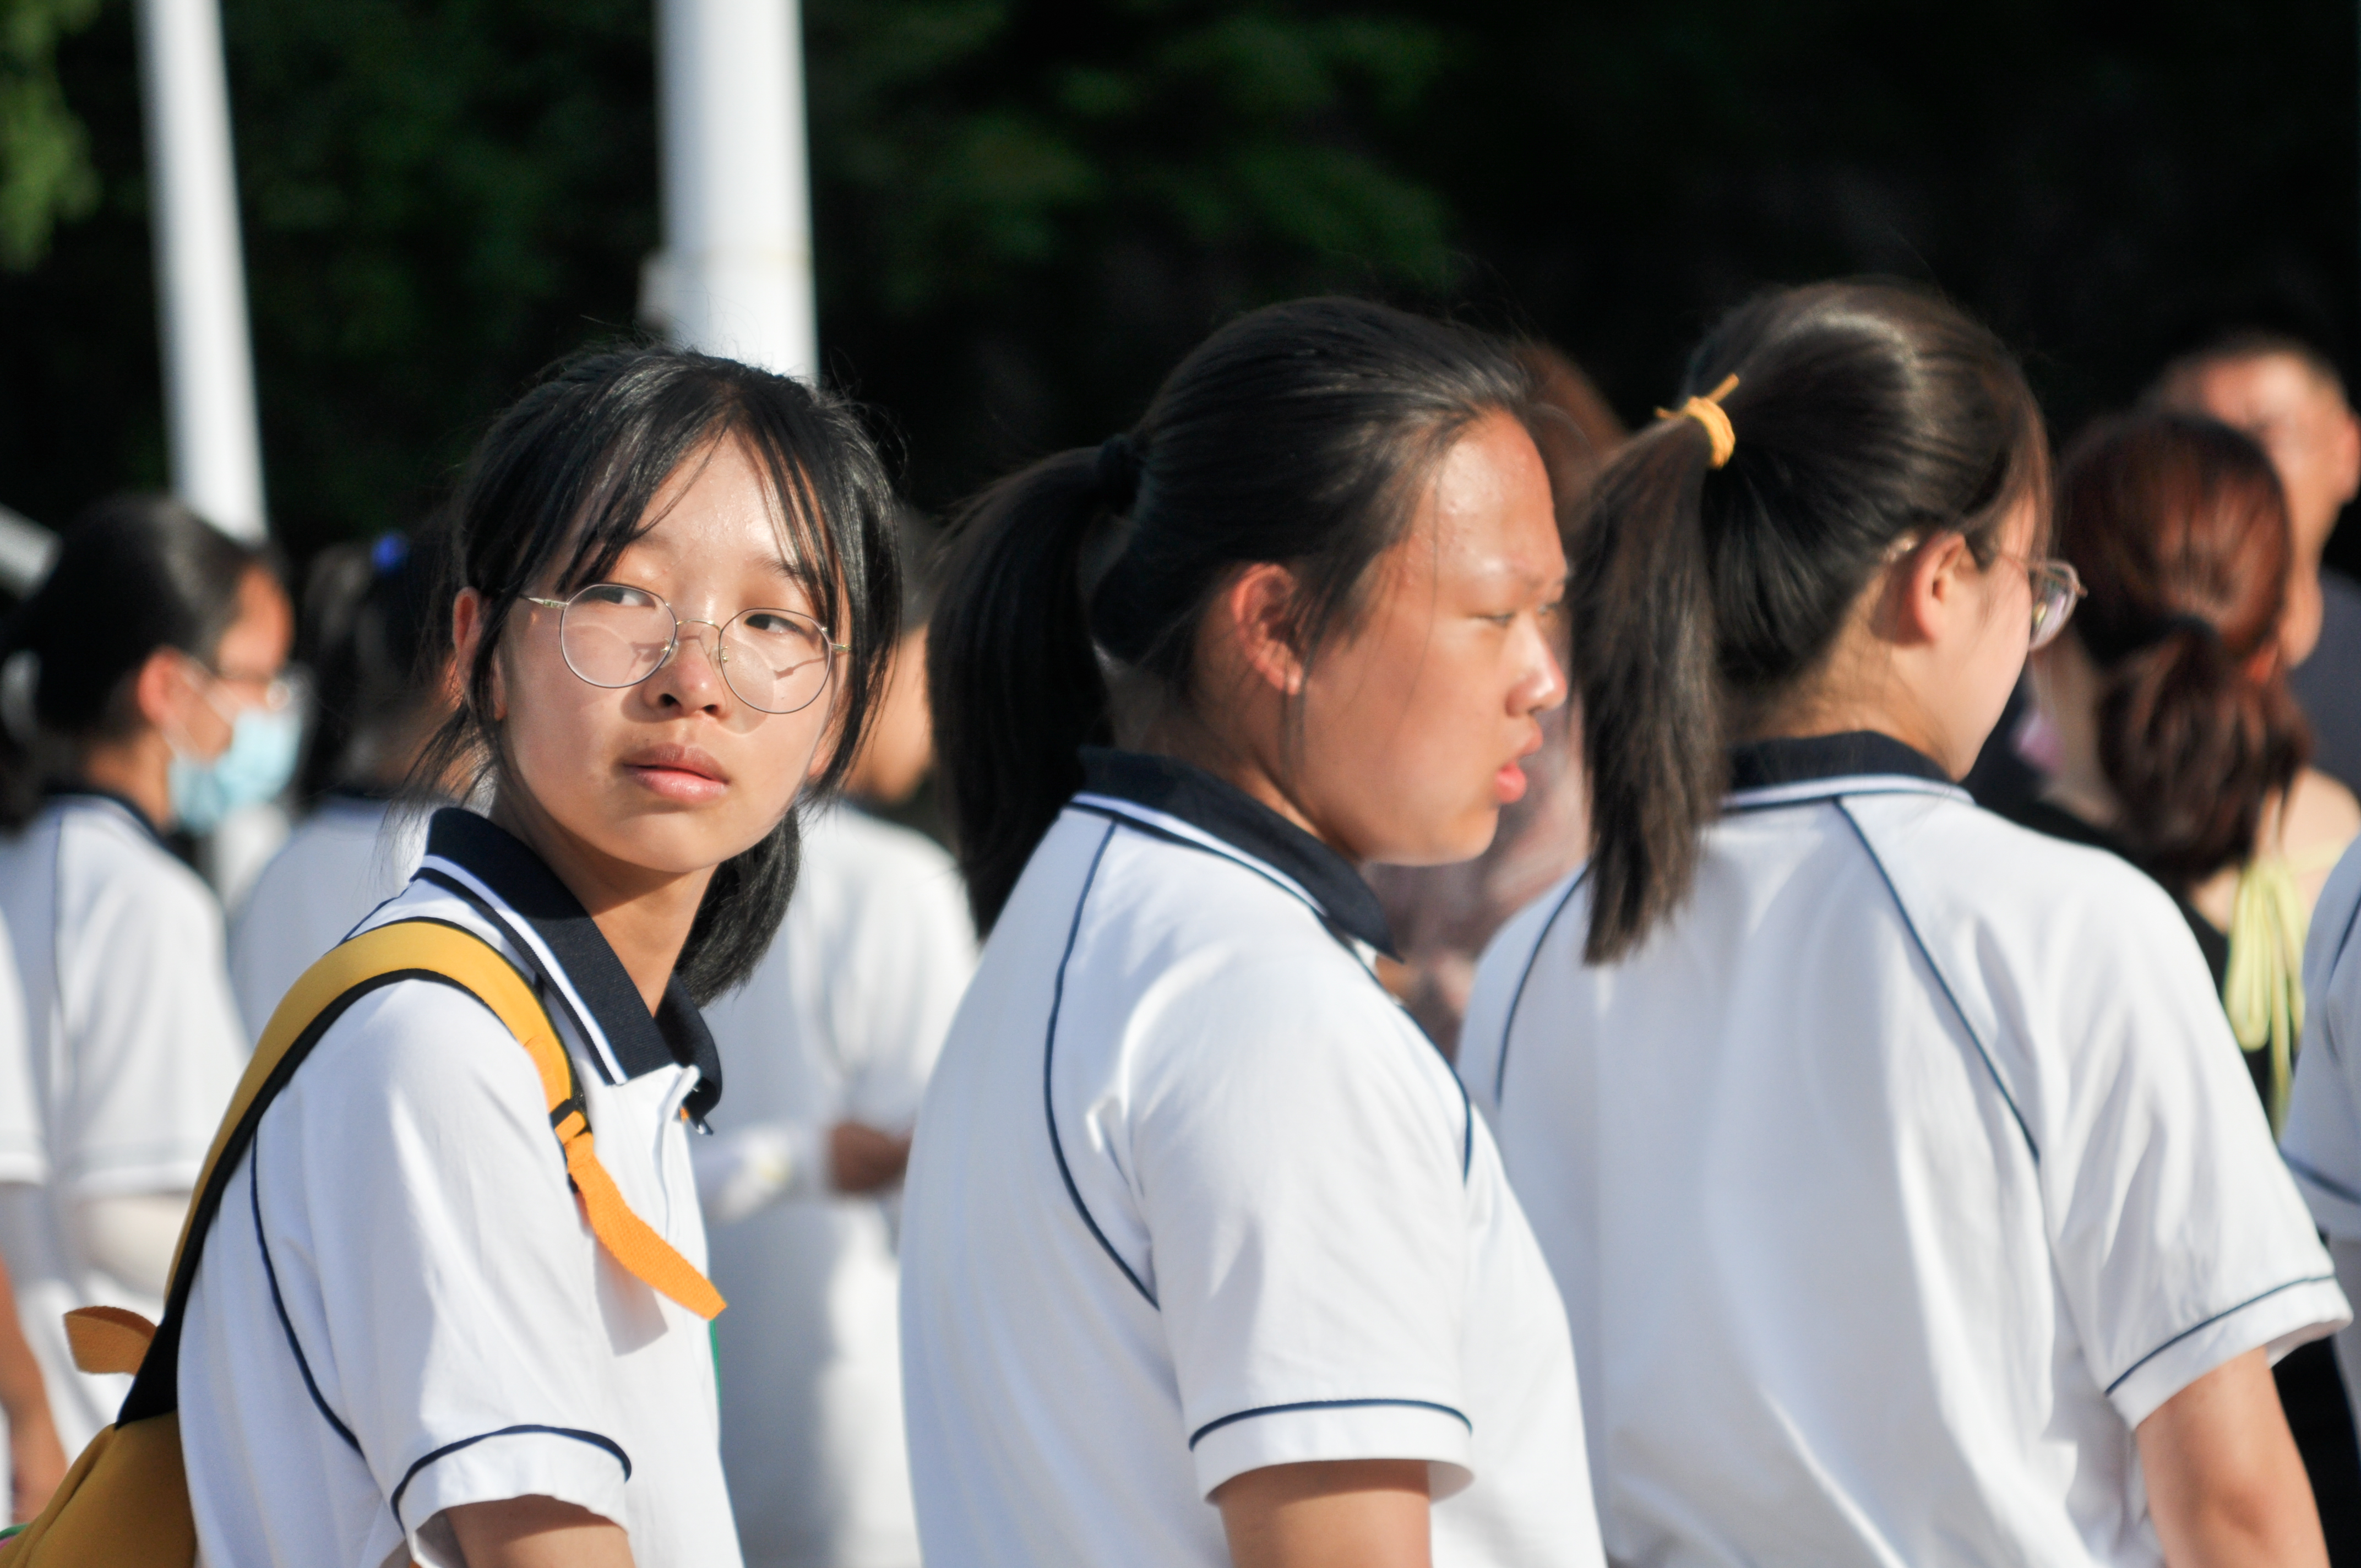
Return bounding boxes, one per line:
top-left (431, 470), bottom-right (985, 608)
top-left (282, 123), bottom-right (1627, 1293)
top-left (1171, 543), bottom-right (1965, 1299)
top-left (695, 513), bottom-right (975, 1568)
top-left (2155, 333), bottom-right (2361, 793)
top-left (0, 495), bottom-right (291, 1455)
top-left (1998, 410), bottom-right (2361, 1554)
top-left (229, 529), bottom-right (455, 1037)
top-left (1367, 344), bottom-right (1618, 1050)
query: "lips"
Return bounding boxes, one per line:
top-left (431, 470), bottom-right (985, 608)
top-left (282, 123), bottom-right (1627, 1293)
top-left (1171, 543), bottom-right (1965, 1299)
top-left (620, 742), bottom-right (730, 802)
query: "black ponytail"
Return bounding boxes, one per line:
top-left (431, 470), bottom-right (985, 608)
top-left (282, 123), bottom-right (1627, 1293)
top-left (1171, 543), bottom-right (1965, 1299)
top-left (0, 494), bottom-right (263, 829)
top-left (1573, 281), bottom-right (2049, 961)
top-left (931, 297), bottom-right (1533, 931)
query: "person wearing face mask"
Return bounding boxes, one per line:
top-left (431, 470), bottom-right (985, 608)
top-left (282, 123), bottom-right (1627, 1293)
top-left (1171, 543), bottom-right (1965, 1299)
top-left (0, 494), bottom-right (293, 1456)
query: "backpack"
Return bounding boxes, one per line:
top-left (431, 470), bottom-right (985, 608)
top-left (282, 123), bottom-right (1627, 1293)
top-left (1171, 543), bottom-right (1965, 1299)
top-left (0, 918), bottom-right (725, 1564)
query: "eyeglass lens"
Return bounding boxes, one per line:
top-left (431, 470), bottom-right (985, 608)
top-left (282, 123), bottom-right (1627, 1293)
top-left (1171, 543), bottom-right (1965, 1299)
top-left (2027, 567), bottom-right (2077, 653)
top-left (559, 584), bottom-right (834, 714)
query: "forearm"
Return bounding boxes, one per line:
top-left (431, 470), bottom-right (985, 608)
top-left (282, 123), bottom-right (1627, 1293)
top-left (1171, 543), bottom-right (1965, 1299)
top-left (443, 1495), bottom-right (633, 1567)
top-left (2139, 1348), bottom-right (2326, 1568)
top-left (1215, 1458), bottom-right (1430, 1568)
top-left (0, 1228), bottom-right (66, 1520)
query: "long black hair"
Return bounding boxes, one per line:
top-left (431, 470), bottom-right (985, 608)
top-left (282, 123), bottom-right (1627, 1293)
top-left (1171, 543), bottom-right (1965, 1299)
top-left (1572, 280), bottom-right (2049, 962)
top-left (929, 296), bottom-right (1533, 931)
top-left (0, 494), bottom-right (266, 828)
top-left (415, 346), bottom-right (901, 1003)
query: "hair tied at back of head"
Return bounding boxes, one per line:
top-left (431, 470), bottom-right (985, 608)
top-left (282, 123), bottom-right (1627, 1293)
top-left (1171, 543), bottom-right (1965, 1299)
top-left (1653, 373), bottom-right (1740, 469)
top-left (2080, 609), bottom-right (2225, 667)
top-left (0, 652), bottom-right (36, 747)
top-left (1095, 433), bottom-right (1142, 510)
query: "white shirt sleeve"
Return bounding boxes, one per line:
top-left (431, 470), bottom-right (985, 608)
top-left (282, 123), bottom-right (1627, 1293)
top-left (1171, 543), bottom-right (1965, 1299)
top-left (57, 844), bottom-right (245, 1197)
top-left (2042, 875), bottom-right (2346, 1425)
top-left (0, 907), bottom-right (46, 1185)
top-left (251, 981), bottom-right (634, 1561)
top-left (1123, 961), bottom-right (1476, 1499)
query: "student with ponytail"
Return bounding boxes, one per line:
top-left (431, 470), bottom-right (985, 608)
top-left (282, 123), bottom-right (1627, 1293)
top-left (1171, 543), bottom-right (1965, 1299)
top-left (0, 496), bottom-right (290, 1458)
top-left (1457, 281), bottom-right (2343, 1568)
top-left (900, 297), bottom-right (1601, 1568)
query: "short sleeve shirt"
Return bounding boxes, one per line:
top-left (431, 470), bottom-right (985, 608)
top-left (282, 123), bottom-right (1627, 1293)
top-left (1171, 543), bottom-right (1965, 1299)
top-left (178, 808), bottom-right (739, 1568)
top-left (897, 749), bottom-right (1603, 1568)
top-left (0, 792), bottom-right (247, 1452)
top-left (699, 806), bottom-right (975, 1567)
top-left (1460, 733), bottom-right (2346, 1568)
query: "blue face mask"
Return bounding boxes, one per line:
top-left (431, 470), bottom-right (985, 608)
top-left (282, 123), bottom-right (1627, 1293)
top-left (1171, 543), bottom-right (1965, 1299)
top-left (169, 702), bottom-right (302, 834)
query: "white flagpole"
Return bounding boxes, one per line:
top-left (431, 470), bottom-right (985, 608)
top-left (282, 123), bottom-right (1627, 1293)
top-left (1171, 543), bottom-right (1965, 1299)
top-left (645, 0), bottom-right (819, 382)
top-left (134, 0), bottom-right (267, 541)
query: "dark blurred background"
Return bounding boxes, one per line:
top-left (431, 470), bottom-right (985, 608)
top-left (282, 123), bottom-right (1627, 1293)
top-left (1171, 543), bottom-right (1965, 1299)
top-left (3, 0), bottom-right (2356, 572)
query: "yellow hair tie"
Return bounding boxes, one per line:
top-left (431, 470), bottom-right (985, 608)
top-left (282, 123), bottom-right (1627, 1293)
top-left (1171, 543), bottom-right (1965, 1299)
top-left (1656, 373), bottom-right (1741, 469)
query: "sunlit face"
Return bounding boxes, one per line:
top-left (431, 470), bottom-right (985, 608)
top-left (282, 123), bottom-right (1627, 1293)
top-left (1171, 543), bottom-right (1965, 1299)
top-left (485, 437), bottom-right (837, 884)
top-left (165, 565), bottom-right (292, 761)
top-left (2177, 353), bottom-right (2359, 558)
top-left (1290, 411), bottom-right (1568, 865)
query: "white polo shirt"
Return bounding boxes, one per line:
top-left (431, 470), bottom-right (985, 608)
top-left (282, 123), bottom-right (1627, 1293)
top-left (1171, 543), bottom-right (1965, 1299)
top-left (0, 791), bottom-right (248, 1455)
top-left (229, 790), bottom-right (428, 1038)
top-left (899, 749), bottom-right (1601, 1568)
top-left (178, 808), bottom-right (739, 1568)
top-left (1460, 732), bottom-right (2347, 1568)
top-left (698, 806), bottom-right (975, 1568)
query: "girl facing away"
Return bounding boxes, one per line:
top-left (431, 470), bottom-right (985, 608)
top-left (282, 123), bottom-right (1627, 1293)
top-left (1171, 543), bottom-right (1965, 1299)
top-left (175, 347), bottom-right (899, 1568)
top-left (899, 298), bottom-right (1602, 1568)
top-left (1457, 282), bottom-right (2342, 1568)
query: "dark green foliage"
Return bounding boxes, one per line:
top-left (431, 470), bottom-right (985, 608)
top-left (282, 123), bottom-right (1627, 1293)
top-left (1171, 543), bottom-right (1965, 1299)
top-left (0, 0), bottom-right (2355, 572)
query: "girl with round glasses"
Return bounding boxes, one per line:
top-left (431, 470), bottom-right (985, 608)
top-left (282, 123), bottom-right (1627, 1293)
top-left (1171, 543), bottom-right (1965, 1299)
top-left (1457, 282), bottom-right (2342, 1568)
top-left (175, 348), bottom-right (900, 1568)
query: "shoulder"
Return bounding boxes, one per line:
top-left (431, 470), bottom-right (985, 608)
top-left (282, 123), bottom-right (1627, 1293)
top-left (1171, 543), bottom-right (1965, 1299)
top-left (2282, 767), bottom-right (2361, 859)
top-left (799, 807), bottom-right (964, 908)
top-left (292, 973), bottom-right (551, 1134)
top-left (52, 802), bottom-right (222, 936)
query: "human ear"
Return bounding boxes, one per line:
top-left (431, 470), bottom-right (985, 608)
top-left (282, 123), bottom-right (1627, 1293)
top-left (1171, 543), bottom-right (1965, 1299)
top-left (1880, 533), bottom-right (1972, 649)
top-left (131, 647), bottom-right (197, 738)
top-left (1221, 562), bottom-right (1309, 696)
top-left (450, 589), bottom-right (506, 722)
top-left (2334, 408), bottom-right (2361, 507)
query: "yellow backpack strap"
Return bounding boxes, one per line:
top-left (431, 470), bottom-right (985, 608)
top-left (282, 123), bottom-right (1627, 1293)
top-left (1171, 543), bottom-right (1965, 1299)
top-left (334, 921), bottom-right (727, 1320)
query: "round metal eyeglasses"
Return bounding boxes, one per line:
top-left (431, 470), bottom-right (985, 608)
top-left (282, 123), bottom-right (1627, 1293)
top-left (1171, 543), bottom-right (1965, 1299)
top-left (2010, 555), bottom-right (2087, 652)
top-left (525, 584), bottom-right (847, 715)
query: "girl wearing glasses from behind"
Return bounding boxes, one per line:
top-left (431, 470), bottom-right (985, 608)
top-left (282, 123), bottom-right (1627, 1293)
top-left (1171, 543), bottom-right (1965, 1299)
top-left (174, 349), bottom-right (899, 1568)
top-left (1458, 282), bottom-right (2344, 1568)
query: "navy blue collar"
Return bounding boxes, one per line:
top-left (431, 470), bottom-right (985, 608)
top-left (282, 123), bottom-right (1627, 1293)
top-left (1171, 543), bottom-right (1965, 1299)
top-left (1078, 747), bottom-right (1397, 956)
top-left (423, 808), bottom-right (722, 1118)
top-left (1728, 731), bottom-right (1952, 792)
top-left (43, 785), bottom-right (171, 848)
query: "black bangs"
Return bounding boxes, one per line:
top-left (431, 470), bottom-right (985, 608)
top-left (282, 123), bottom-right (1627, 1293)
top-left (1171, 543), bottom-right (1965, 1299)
top-left (415, 345), bottom-right (902, 1002)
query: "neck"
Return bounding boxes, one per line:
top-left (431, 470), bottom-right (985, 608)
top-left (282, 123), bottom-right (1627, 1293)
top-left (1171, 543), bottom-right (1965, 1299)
top-left (1135, 699), bottom-right (1340, 858)
top-left (487, 787), bottom-right (711, 1012)
top-left (75, 730), bottom-right (174, 832)
top-left (2029, 644), bottom-right (2124, 831)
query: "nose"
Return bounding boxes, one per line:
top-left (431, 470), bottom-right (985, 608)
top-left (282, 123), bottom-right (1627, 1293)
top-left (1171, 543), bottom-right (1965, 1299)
top-left (1514, 614), bottom-right (1568, 717)
top-left (646, 618), bottom-right (732, 714)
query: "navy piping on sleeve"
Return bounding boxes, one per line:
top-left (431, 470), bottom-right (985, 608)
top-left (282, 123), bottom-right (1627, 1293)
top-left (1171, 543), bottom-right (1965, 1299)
top-left (1833, 798), bottom-right (2041, 1166)
top-left (1044, 821), bottom-right (1158, 1308)
top-left (389, 1424), bottom-right (632, 1528)
top-left (1188, 1397), bottom-right (1473, 1450)
top-left (1495, 867), bottom-right (1591, 1104)
top-left (249, 1140), bottom-right (362, 1455)
top-left (2104, 1275), bottom-right (2338, 1397)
